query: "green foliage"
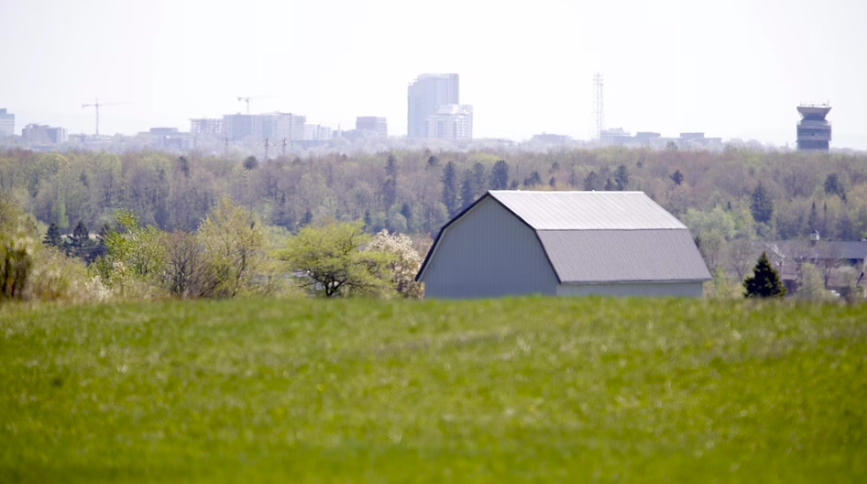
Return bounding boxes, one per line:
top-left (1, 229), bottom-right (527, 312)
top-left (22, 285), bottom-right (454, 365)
top-left (750, 181), bottom-right (774, 224)
top-left (281, 220), bottom-right (394, 297)
top-left (796, 262), bottom-right (832, 300)
top-left (489, 159), bottom-right (509, 190)
top-left (43, 222), bottom-right (62, 247)
top-left (0, 194), bottom-right (38, 300)
top-left (614, 163), bottom-right (629, 190)
top-left (243, 155), bottom-right (258, 170)
top-left (523, 170), bottom-right (542, 187)
top-left (441, 161), bottom-right (459, 217)
top-left (197, 196), bottom-right (267, 298)
top-left (744, 252), bottom-right (787, 298)
top-left (1, 298), bottom-right (866, 482)
top-left (6, 147), bottom-right (867, 247)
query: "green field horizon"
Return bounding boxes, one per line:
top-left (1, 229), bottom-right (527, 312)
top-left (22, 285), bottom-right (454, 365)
top-left (2, 297), bottom-right (866, 483)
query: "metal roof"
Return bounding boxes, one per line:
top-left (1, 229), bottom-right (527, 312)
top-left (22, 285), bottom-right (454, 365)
top-left (754, 241), bottom-right (867, 262)
top-left (417, 191), bottom-right (711, 284)
top-left (538, 229), bottom-right (711, 283)
top-left (489, 191), bottom-right (686, 230)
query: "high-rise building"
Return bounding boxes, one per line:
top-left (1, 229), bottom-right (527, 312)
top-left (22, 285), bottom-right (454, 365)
top-left (223, 114), bottom-right (253, 141)
top-left (426, 104), bottom-right (473, 140)
top-left (356, 117), bottom-right (387, 137)
top-left (407, 73), bottom-right (459, 138)
top-left (269, 113), bottom-right (306, 141)
top-left (190, 118), bottom-right (223, 136)
top-left (797, 104), bottom-right (832, 151)
top-left (22, 124), bottom-right (66, 144)
top-left (0, 109), bottom-right (14, 137)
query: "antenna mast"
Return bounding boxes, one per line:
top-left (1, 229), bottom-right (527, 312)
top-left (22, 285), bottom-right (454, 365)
top-left (592, 73), bottom-right (605, 140)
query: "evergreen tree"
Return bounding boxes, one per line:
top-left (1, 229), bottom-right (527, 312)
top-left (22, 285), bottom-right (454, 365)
top-left (301, 208), bottom-right (313, 227)
top-left (243, 156), bottom-right (258, 170)
top-left (603, 178), bottom-right (616, 191)
top-left (743, 252), bottom-right (787, 298)
top-left (400, 203), bottom-right (413, 232)
top-left (426, 155), bottom-right (439, 169)
top-left (523, 171), bottom-right (542, 187)
top-left (489, 160), bottom-right (509, 190)
top-left (71, 220), bottom-right (89, 248)
top-left (584, 170), bottom-right (600, 191)
top-left (363, 209), bottom-right (373, 231)
top-left (614, 164), bottom-right (629, 190)
top-left (549, 176), bottom-right (556, 187)
top-left (670, 169), bottom-right (684, 186)
top-left (472, 162), bottom-right (487, 194)
top-left (750, 182), bottom-right (774, 224)
top-left (382, 154), bottom-right (398, 208)
top-left (43, 223), bottom-right (62, 247)
top-left (823, 173), bottom-right (840, 195)
top-left (460, 169), bottom-right (475, 211)
top-left (441, 161), bottom-right (459, 217)
top-left (807, 201), bottom-right (818, 233)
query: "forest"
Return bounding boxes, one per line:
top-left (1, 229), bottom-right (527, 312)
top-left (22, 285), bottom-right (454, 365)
top-left (2, 147), bottom-right (867, 283)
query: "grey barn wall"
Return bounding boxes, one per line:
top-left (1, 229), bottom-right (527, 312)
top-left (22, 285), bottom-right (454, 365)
top-left (421, 197), bottom-right (558, 298)
top-left (556, 282), bottom-right (704, 297)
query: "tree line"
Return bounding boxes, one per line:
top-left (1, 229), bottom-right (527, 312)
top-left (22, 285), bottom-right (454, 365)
top-left (3, 146), bottom-right (867, 279)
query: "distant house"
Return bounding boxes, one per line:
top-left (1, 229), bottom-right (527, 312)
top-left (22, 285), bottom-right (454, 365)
top-left (753, 238), bottom-right (867, 293)
top-left (416, 191), bottom-right (711, 298)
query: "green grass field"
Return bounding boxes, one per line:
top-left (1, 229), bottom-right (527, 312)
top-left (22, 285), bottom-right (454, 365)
top-left (1, 298), bottom-right (866, 483)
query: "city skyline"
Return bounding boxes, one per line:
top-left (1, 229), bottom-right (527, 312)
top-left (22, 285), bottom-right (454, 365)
top-left (1, 0), bottom-right (866, 148)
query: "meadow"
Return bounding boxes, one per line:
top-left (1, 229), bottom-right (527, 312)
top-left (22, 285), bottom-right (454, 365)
top-left (1, 297), bottom-right (865, 483)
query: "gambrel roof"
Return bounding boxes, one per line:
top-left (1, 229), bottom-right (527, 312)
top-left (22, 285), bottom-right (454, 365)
top-left (417, 191), bottom-right (711, 284)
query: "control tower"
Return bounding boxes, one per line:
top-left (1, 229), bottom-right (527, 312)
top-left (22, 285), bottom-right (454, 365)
top-left (796, 104), bottom-right (832, 152)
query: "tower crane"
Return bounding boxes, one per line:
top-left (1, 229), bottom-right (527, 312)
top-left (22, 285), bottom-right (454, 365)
top-left (236, 95), bottom-right (276, 115)
top-left (81, 99), bottom-right (129, 136)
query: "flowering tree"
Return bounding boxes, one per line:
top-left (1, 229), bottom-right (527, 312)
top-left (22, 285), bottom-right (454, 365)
top-left (367, 229), bottom-right (424, 298)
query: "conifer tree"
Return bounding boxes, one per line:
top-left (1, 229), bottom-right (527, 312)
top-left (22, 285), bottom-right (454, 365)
top-left (750, 182), bottom-right (773, 224)
top-left (489, 160), bottom-right (509, 190)
top-left (43, 223), bottom-right (62, 247)
top-left (441, 161), bottom-right (459, 217)
top-left (614, 164), bottom-right (629, 190)
top-left (743, 252), bottom-right (787, 298)
top-left (460, 169), bottom-right (475, 211)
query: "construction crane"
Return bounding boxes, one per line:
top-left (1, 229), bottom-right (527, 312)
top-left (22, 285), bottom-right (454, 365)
top-left (236, 95), bottom-right (275, 115)
top-left (81, 99), bottom-right (129, 136)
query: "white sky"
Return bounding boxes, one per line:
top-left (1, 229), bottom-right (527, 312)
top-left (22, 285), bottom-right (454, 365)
top-left (1, 0), bottom-right (865, 148)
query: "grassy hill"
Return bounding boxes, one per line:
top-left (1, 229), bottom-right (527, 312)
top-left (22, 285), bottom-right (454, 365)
top-left (1, 298), bottom-right (866, 483)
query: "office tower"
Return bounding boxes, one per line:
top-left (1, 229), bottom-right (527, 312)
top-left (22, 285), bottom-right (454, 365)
top-left (407, 74), bottom-right (459, 138)
top-left (0, 109), bottom-right (14, 137)
top-left (356, 117), bottom-right (388, 137)
top-left (425, 104), bottom-right (473, 140)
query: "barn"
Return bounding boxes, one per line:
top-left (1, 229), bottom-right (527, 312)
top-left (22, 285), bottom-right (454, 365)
top-left (416, 191), bottom-right (711, 298)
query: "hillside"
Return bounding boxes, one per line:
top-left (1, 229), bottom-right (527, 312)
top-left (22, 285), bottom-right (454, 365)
top-left (1, 298), bottom-right (866, 482)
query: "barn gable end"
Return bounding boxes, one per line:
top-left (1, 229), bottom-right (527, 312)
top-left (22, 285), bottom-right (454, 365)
top-left (418, 196), bottom-right (558, 298)
top-left (418, 191), bottom-right (711, 299)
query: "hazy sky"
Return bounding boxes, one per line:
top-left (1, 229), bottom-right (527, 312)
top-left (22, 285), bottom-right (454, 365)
top-left (2, 0), bottom-right (865, 148)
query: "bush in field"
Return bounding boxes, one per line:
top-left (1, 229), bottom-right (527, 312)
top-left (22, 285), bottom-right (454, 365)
top-left (281, 220), bottom-right (394, 297)
top-left (1, 194), bottom-right (102, 302)
top-left (0, 194), bottom-right (39, 300)
top-left (25, 246), bottom-right (109, 302)
top-left (367, 229), bottom-right (424, 298)
top-left (197, 196), bottom-right (267, 298)
top-left (97, 209), bottom-right (168, 299)
top-left (98, 197), bottom-right (269, 299)
top-left (744, 252), bottom-right (787, 298)
top-left (796, 262), bottom-right (832, 300)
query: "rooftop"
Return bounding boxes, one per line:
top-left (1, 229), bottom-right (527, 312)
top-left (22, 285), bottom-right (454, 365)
top-left (489, 191), bottom-right (686, 231)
